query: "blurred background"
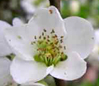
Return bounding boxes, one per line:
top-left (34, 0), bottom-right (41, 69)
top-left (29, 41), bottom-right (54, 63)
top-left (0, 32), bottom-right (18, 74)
top-left (0, 0), bottom-right (99, 86)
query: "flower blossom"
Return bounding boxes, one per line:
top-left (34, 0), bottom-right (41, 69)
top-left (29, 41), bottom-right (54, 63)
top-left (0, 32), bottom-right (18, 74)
top-left (4, 6), bottom-right (94, 84)
top-left (88, 29), bottom-right (99, 67)
top-left (0, 18), bottom-right (43, 86)
top-left (0, 20), bottom-right (17, 86)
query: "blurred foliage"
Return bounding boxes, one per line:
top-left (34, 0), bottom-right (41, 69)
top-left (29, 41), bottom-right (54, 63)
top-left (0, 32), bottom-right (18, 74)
top-left (34, 0), bottom-right (45, 6)
top-left (0, 0), bottom-right (26, 24)
top-left (61, 0), bottom-right (99, 28)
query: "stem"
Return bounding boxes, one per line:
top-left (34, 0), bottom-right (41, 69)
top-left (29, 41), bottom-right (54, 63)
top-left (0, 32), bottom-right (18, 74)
top-left (54, 78), bottom-right (66, 86)
top-left (49, 0), bottom-right (61, 11)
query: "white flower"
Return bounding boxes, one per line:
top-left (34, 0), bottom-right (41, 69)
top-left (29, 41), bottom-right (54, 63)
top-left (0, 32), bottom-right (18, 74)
top-left (0, 57), bottom-right (13, 86)
top-left (0, 20), bottom-right (14, 86)
top-left (0, 21), bottom-right (12, 56)
top-left (0, 18), bottom-right (43, 86)
top-left (4, 6), bottom-right (94, 84)
top-left (88, 29), bottom-right (99, 67)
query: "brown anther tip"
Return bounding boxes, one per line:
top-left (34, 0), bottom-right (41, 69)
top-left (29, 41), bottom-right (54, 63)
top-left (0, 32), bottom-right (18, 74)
top-left (43, 29), bottom-right (47, 32)
top-left (49, 9), bottom-right (53, 14)
top-left (60, 39), bottom-right (63, 43)
top-left (51, 29), bottom-right (55, 34)
top-left (55, 41), bottom-right (58, 44)
top-left (64, 46), bottom-right (66, 50)
top-left (47, 39), bottom-right (50, 42)
top-left (61, 36), bottom-right (64, 38)
top-left (39, 36), bottom-right (41, 39)
top-left (43, 37), bottom-right (46, 39)
top-left (42, 32), bottom-right (44, 36)
top-left (52, 36), bottom-right (55, 38)
top-left (52, 29), bottom-right (55, 33)
top-left (47, 35), bottom-right (49, 38)
top-left (34, 36), bottom-right (36, 39)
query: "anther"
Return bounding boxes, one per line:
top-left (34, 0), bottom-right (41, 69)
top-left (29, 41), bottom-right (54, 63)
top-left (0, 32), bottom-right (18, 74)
top-left (39, 36), bottom-right (41, 39)
top-left (43, 36), bottom-right (46, 39)
top-left (47, 35), bottom-right (49, 38)
top-left (60, 39), bottom-right (63, 43)
top-left (51, 29), bottom-right (55, 34)
top-left (55, 41), bottom-right (58, 44)
top-left (52, 36), bottom-right (55, 38)
top-left (47, 39), bottom-right (50, 42)
top-left (64, 46), bottom-right (66, 50)
top-left (34, 36), bottom-right (36, 39)
top-left (42, 32), bottom-right (44, 36)
top-left (43, 29), bottom-right (46, 32)
top-left (61, 36), bottom-right (64, 38)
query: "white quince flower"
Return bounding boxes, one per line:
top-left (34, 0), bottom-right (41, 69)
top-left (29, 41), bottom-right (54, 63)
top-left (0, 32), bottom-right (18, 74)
top-left (0, 20), bottom-right (14, 86)
top-left (0, 18), bottom-right (43, 86)
top-left (4, 6), bottom-right (94, 84)
top-left (0, 57), bottom-right (17, 86)
top-left (0, 18), bottom-right (22, 86)
top-left (88, 29), bottom-right (99, 67)
top-left (0, 21), bottom-right (12, 56)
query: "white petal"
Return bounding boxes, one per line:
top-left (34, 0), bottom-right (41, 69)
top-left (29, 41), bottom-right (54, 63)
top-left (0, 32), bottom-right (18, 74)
top-left (13, 18), bottom-right (24, 26)
top-left (0, 21), bottom-right (12, 56)
top-left (64, 17), bottom-right (94, 59)
top-left (0, 57), bottom-right (12, 86)
top-left (4, 23), bottom-right (40, 61)
top-left (29, 6), bottom-right (67, 38)
top-left (10, 57), bottom-right (54, 84)
top-left (50, 52), bottom-right (87, 80)
top-left (95, 29), bottom-right (99, 44)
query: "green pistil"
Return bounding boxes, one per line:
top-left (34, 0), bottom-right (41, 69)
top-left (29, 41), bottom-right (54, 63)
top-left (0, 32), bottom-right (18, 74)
top-left (33, 29), bottom-right (68, 66)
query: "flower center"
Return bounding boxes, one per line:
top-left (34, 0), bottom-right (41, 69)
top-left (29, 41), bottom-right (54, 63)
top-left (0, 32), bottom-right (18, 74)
top-left (31, 29), bottom-right (68, 66)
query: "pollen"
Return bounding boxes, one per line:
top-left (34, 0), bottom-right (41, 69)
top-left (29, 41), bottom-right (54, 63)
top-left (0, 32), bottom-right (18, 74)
top-left (33, 29), bottom-right (68, 66)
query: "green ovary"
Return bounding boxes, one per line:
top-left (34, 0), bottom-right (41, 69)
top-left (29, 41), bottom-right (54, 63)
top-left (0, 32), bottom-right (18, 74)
top-left (33, 29), bottom-right (68, 66)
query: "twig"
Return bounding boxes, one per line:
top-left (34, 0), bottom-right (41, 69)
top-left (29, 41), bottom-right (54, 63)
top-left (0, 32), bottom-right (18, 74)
top-left (49, 0), bottom-right (61, 11)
